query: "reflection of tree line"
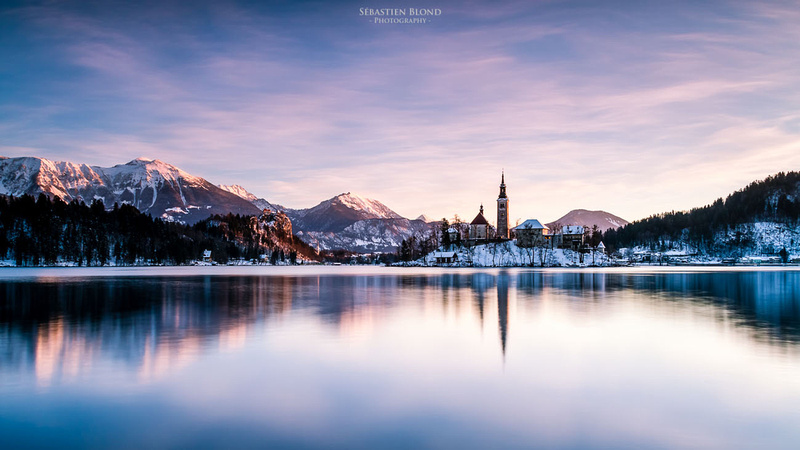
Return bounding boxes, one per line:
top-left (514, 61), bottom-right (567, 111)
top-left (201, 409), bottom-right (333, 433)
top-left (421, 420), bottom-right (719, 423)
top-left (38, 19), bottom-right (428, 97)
top-left (1, 271), bottom-right (798, 378)
top-left (398, 270), bottom-right (800, 349)
top-left (0, 276), bottom-right (299, 378)
top-left (514, 270), bottom-right (800, 344)
top-left (627, 271), bottom-right (800, 343)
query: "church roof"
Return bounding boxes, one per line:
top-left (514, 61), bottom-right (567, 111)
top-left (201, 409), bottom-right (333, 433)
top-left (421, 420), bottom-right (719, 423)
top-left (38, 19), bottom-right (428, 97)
top-left (513, 219), bottom-right (547, 230)
top-left (470, 212), bottom-right (489, 225)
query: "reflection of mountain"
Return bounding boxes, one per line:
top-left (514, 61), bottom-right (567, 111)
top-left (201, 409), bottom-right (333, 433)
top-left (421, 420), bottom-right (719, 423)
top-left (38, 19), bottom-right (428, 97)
top-left (2, 270), bottom-right (800, 381)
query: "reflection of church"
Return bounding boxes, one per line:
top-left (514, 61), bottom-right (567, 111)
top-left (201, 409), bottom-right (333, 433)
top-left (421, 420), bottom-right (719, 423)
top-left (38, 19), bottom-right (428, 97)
top-left (469, 272), bottom-right (510, 358)
top-left (470, 172), bottom-right (510, 241)
top-left (497, 273), bottom-right (509, 357)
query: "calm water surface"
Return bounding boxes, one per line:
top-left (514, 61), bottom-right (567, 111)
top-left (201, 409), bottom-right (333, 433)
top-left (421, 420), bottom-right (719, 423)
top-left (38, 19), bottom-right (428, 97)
top-left (2, 266), bottom-right (800, 449)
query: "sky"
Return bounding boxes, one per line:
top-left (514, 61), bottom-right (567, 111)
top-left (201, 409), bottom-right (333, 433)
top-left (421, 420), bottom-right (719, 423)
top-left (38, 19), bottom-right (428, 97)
top-left (2, 0), bottom-right (800, 224)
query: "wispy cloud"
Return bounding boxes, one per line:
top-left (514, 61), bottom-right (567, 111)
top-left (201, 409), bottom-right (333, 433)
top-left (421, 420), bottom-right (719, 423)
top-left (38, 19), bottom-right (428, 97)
top-left (2, 0), bottom-right (800, 221)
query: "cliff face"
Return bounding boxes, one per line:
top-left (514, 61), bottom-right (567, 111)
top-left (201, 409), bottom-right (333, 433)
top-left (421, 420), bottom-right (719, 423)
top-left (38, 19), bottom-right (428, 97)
top-left (256, 210), bottom-right (294, 248)
top-left (191, 209), bottom-right (317, 263)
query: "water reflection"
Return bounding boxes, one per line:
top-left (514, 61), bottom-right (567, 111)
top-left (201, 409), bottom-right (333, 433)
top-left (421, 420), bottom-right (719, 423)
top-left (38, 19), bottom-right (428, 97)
top-left (2, 270), bottom-right (800, 384)
top-left (1, 277), bottom-right (296, 385)
top-left (497, 273), bottom-right (509, 357)
top-left (2, 269), bottom-right (800, 448)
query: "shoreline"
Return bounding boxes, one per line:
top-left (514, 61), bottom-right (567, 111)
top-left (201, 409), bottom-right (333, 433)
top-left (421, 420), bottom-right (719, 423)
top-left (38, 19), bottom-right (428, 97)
top-left (2, 264), bottom-right (800, 281)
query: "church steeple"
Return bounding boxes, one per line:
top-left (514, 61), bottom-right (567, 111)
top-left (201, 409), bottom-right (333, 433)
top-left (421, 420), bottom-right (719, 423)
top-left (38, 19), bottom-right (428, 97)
top-left (496, 171), bottom-right (509, 239)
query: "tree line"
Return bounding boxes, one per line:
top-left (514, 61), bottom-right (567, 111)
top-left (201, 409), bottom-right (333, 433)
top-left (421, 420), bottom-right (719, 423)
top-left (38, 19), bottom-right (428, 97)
top-left (0, 194), bottom-right (317, 266)
top-left (603, 171), bottom-right (800, 252)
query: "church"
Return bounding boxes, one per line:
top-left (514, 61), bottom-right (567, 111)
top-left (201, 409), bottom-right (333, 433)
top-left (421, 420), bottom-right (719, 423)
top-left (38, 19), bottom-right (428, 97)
top-left (469, 172), bottom-right (510, 241)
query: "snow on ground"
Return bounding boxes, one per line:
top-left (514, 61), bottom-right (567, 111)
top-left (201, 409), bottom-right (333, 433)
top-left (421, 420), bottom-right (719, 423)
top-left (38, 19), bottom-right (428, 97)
top-left (719, 222), bottom-right (800, 254)
top-left (621, 222), bottom-right (800, 262)
top-left (418, 241), bottom-right (609, 267)
top-left (160, 213), bottom-right (187, 224)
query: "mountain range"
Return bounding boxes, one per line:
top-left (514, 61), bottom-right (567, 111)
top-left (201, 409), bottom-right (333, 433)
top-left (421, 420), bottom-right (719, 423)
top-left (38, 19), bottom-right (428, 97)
top-left (0, 156), bottom-right (436, 253)
top-left (0, 155), bottom-right (629, 253)
top-left (0, 156), bottom-right (262, 224)
top-left (219, 186), bottom-right (430, 253)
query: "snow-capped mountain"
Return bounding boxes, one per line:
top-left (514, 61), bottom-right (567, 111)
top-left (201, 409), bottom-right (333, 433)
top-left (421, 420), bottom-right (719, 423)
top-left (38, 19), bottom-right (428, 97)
top-left (218, 184), bottom-right (282, 212)
top-left (281, 193), bottom-right (432, 252)
top-left (546, 209), bottom-right (629, 231)
top-left (218, 184), bottom-right (257, 201)
top-left (0, 156), bottom-right (262, 224)
top-left (286, 192), bottom-right (404, 233)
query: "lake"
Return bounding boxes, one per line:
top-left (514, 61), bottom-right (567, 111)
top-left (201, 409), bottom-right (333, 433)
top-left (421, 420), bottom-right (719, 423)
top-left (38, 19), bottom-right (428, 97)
top-left (1, 266), bottom-right (800, 449)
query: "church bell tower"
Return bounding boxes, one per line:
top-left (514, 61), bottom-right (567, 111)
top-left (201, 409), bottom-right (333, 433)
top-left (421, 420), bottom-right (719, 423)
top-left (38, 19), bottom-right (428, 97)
top-left (497, 171), bottom-right (509, 239)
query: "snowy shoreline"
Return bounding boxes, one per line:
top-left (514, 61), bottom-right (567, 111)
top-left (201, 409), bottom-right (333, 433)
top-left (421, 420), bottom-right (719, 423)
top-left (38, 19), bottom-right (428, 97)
top-left (395, 239), bottom-right (800, 268)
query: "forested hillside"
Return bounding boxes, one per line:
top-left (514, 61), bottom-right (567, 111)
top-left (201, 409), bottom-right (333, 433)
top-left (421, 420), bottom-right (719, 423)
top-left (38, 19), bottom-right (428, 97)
top-left (0, 194), bottom-right (318, 266)
top-left (603, 172), bottom-right (800, 253)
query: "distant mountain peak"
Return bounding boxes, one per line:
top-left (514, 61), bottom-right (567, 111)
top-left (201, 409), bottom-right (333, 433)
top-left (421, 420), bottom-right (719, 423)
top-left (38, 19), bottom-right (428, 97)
top-left (285, 191), bottom-right (403, 233)
top-left (333, 192), bottom-right (371, 204)
top-left (219, 183), bottom-right (282, 214)
top-left (124, 157), bottom-right (177, 170)
top-left (126, 157), bottom-right (173, 169)
top-left (547, 209), bottom-right (629, 231)
top-left (328, 192), bottom-right (402, 219)
top-left (416, 214), bottom-right (434, 222)
top-left (219, 184), bottom-right (258, 201)
top-left (105, 158), bottom-right (201, 187)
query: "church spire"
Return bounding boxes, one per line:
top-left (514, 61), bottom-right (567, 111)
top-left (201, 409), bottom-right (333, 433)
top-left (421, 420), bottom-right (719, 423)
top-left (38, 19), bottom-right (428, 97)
top-left (498, 170), bottom-right (507, 199)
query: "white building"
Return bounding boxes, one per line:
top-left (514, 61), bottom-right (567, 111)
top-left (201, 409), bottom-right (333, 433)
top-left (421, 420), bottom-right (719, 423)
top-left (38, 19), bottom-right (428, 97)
top-left (513, 219), bottom-right (549, 247)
